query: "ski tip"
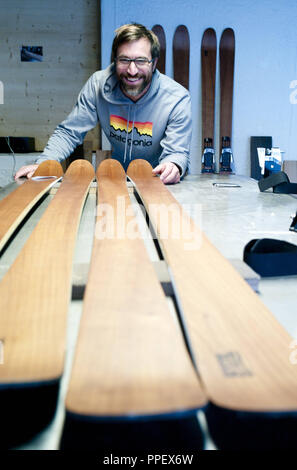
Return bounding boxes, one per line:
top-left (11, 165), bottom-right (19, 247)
top-left (173, 24), bottom-right (190, 48)
top-left (201, 28), bottom-right (217, 55)
top-left (202, 27), bottom-right (217, 38)
top-left (219, 28), bottom-right (235, 48)
top-left (127, 159), bottom-right (153, 179)
top-left (33, 160), bottom-right (64, 178)
top-left (173, 24), bottom-right (190, 49)
top-left (201, 28), bottom-right (217, 49)
top-left (66, 159), bottom-right (95, 178)
top-left (222, 27), bottom-right (235, 35)
top-left (220, 27), bottom-right (235, 37)
top-left (174, 24), bottom-right (189, 36)
top-left (152, 24), bottom-right (165, 36)
top-left (151, 24), bottom-right (166, 47)
top-left (96, 158), bottom-right (125, 180)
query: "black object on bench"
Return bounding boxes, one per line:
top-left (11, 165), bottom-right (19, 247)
top-left (258, 171), bottom-right (297, 194)
top-left (244, 238), bottom-right (297, 277)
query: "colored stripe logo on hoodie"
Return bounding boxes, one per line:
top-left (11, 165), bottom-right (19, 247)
top-left (110, 114), bottom-right (153, 137)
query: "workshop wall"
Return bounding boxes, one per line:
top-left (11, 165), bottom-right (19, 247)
top-left (0, 0), bottom-right (101, 151)
top-left (1, 0), bottom-right (297, 176)
top-left (101, 0), bottom-right (297, 175)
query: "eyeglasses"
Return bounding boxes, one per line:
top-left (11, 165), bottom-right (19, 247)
top-left (115, 57), bottom-right (154, 68)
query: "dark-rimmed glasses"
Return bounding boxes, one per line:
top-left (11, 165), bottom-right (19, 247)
top-left (115, 57), bottom-right (154, 68)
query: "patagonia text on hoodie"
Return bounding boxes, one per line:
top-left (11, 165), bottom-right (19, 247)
top-left (36, 64), bottom-right (192, 176)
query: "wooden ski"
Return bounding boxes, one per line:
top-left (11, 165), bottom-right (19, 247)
top-left (173, 25), bottom-right (190, 90)
top-left (0, 160), bottom-right (63, 252)
top-left (0, 159), bottom-right (94, 448)
top-left (64, 159), bottom-right (206, 426)
top-left (219, 28), bottom-right (235, 173)
top-left (127, 159), bottom-right (297, 449)
top-left (152, 24), bottom-right (166, 74)
top-left (201, 28), bottom-right (217, 173)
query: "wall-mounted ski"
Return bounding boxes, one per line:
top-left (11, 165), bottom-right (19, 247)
top-left (201, 28), bottom-right (217, 173)
top-left (219, 28), bottom-right (235, 173)
top-left (152, 24), bottom-right (166, 74)
top-left (173, 25), bottom-right (190, 90)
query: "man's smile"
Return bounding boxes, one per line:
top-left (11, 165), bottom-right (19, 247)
top-left (121, 75), bottom-right (143, 85)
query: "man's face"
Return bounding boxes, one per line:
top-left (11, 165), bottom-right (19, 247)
top-left (115, 38), bottom-right (156, 101)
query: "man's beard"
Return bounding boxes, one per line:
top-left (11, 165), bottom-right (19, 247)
top-left (119, 73), bottom-right (151, 98)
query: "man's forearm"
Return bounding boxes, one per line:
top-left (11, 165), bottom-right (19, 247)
top-left (36, 124), bottom-right (85, 164)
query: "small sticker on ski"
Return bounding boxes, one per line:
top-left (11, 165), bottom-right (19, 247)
top-left (216, 351), bottom-right (252, 378)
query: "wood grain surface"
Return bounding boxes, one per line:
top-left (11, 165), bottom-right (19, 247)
top-left (173, 25), bottom-right (190, 90)
top-left (66, 159), bottom-right (206, 418)
top-left (127, 159), bottom-right (297, 413)
top-left (0, 160), bottom-right (63, 252)
top-left (0, 160), bottom-right (94, 384)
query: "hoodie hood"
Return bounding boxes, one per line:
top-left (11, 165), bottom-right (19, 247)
top-left (101, 63), bottom-right (161, 164)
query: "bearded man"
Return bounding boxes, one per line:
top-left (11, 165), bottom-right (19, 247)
top-left (15, 23), bottom-right (192, 184)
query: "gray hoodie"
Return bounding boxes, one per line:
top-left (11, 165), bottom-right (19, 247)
top-left (37, 64), bottom-right (192, 176)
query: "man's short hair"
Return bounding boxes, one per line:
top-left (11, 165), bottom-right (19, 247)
top-left (111, 23), bottom-right (160, 62)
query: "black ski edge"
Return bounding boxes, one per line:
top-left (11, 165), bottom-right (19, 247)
top-left (205, 402), bottom-right (297, 450)
top-left (60, 408), bottom-right (205, 451)
top-left (0, 378), bottom-right (60, 449)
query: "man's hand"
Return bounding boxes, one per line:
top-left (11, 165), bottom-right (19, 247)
top-left (14, 164), bottom-right (39, 180)
top-left (152, 162), bottom-right (181, 184)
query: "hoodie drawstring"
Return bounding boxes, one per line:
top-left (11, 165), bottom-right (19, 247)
top-left (129, 107), bottom-right (137, 161)
top-left (123, 106), bottom-right (130, 164)
top-left (123, 105), bottom-right (137, 163)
